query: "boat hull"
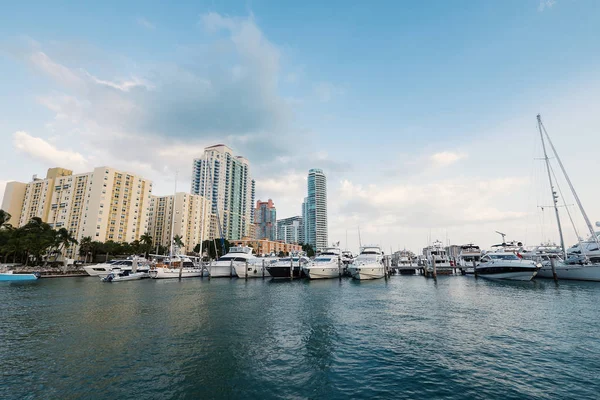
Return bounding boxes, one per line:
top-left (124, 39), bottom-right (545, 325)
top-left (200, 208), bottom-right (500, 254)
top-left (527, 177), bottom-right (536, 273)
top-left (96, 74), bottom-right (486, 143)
top-left (233, 264), bottom-right (271, 278)
top-left (0, 273), bottom-right (39, 281)
top-left (207, 264), bottom-right (237, 278)
top-left (537, 263), bottom-right (600, 281)
top-left (266, 266), bottom-right (305, 279)
top-left (304, 265), bottom-right (340, 279)
top-left (149, 267), bottom-right (206, 279)
top-left (351, 263), bottom-right (385, 280)
top-left (102, 272), bottom-right (149, 282)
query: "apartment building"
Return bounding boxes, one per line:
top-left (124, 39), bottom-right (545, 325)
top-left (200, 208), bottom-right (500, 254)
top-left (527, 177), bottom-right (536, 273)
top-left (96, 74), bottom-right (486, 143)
top-left (147, 192), bottom-right (212, 254)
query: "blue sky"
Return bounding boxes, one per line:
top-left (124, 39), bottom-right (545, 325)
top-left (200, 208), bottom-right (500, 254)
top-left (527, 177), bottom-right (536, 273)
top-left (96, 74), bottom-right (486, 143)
top-left (2, 0), bottom-right (600, 251)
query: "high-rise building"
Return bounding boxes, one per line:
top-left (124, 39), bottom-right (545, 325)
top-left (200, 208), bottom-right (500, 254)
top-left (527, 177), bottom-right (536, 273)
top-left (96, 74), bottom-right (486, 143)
top-left (276, 216), bottom-right (303, 244)
top-left (303, 168), bottom-right (328, 252)
top-left (191, 144), bottom-right (255, 241)
top-left (254, 199), bottom-right (277, 240)
top-left (147, 193), bottom-right (212, 254)
top-left (1, 166), bottom-right (153, 258)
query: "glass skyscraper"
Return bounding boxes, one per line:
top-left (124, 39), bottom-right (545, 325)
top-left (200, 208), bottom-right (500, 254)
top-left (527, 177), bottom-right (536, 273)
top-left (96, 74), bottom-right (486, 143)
top-left (303, 168), bottom-right (328, 252)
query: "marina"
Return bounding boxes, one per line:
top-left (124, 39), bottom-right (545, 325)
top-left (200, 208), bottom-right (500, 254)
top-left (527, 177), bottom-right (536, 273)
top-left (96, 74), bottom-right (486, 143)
top-left (1, 276), bottom-right (599, 399)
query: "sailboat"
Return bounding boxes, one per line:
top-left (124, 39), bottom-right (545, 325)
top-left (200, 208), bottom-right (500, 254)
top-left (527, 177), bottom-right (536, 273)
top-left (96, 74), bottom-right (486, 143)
top-left (534, 115), bottom-right (600, 281)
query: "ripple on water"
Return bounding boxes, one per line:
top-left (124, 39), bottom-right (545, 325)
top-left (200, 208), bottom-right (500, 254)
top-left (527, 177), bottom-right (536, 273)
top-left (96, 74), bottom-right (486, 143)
top-left (1, 276), bottom-right (600, 399)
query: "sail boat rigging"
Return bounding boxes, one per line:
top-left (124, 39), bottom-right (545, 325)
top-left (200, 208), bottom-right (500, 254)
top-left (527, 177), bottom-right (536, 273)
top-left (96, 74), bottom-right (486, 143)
top-left (534, 114), bottom-right (600, 281)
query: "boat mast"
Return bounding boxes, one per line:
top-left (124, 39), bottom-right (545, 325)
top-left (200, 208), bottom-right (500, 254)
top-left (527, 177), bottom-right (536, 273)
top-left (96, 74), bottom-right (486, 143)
top-left (170, 170), bottom-right (178, 259)
top-left (358, 226), bottom-right (362, 248)
top-left (538, 115), bottom-right (600, 248)
top-left (199, 153), bottom-right (208, 260)
top-left (537, 115), bottom-right (567, 259)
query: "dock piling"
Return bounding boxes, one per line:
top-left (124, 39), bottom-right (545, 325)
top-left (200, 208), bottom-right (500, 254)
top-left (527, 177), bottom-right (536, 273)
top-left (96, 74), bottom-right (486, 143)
top-left (230, 259), bottom-right (233, 279)
top-left (262, 259), bottom-right (265, 279)
top-left (472, 259), bottom-right (477, 279)
top-left (290, 256), bottom-right (293, 280)
top-left (245, 260), bottom-right (248, 280)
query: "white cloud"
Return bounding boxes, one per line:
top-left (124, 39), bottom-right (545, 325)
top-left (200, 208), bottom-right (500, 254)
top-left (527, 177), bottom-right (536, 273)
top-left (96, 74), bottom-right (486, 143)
top-left (538, 0), bottom-right (557, 12)
top-left (136, 16), bottom-right (155, 30)
top-left (12, 131), bottom-right (88, 171)
top-left (429, 151), bottom-right (467, 167)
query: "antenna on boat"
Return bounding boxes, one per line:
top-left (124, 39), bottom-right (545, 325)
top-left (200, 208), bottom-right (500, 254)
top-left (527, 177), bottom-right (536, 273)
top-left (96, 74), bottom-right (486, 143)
top-left (358, 226), bottom-right (362, 248)
top-left (495, 231), bottom-right (507, 244)
top-left (537, 114), bottom-right (567, 259)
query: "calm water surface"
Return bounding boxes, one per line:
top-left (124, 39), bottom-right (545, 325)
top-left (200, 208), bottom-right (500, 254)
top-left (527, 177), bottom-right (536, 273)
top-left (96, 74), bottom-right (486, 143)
top-left (1, 276), bottom-right (599, 399)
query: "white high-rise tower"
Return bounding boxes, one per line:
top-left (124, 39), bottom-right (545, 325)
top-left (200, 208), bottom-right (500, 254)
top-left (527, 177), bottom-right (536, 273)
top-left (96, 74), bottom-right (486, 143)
top-left (303, 168), bottom-right (328, 252)
top-left (191, 144), bottom-right (255, 241)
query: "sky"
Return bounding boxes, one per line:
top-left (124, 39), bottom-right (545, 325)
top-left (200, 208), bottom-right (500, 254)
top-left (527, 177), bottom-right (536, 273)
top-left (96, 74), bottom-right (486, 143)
top-left (1, 0), bottom-right (600, 253)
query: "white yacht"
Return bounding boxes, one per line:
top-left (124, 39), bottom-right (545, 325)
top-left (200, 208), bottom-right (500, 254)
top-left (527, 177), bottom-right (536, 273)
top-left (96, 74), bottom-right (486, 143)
top-left (567, 231), bottom-right (600, 261)
top-left (341, 250), bottom-right (354, 265)
top-left (476, 252), bottom-right (541, 281)
top-left (149, 255), bottom-right (206, 279)
top-left (84, 257), bottom-right (151, 278)
top-left (304, 247), bottom-right (342, 279)
top-left (209, 246), bottom-right (268, 278)
top-left (457, 244), bottom-right (481, 267)
top-left (537, 257), bottom-right (600, 281)
top-left (101, 268), bottom-right (148, 282)
top-left (423, 240), bottom-right (452, 272)
top-left (348, 245), bottom-right (385, 280)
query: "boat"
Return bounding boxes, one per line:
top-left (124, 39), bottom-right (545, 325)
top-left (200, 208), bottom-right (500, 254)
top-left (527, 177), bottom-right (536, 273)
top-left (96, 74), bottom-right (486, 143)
top-left (476, 252), bottom-right (541, 281)
top-left (266, 254), bottom-right (311, 279)
top-left (457, 244), bottom-right (481, 267)
top-left (101, 268), bottom-right (148, 282)
top-left (341, 250), bottom-right (354, 265)
top-left (0, 271), bottom-right (40, 281)
top-left (149, 255), bottom-right (206, 279)
top-left (533, 115), bottom-right (600, 281)
top-left (207, 246), bottom-right (268, 278)
top-left (304, 247), bottom-right (342, 279)
top-left (84, 257), bottom-right (151, 278)
top-left (348, 245), bottom-right (385, 280)
top-left (423, 240), bottom-right (454, 274)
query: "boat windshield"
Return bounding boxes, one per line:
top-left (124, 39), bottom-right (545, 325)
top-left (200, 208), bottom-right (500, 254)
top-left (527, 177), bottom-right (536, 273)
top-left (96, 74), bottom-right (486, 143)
top-left (489, 254), bottom-right (519, 260)
top-left (361, 251), bottom-right (380, 255)
top-left (279, 258), bottom-right (300, 262)
top-left (315, 257), bottom-right (332, 262)
top-left (218, 256), bottom-right (249, 262)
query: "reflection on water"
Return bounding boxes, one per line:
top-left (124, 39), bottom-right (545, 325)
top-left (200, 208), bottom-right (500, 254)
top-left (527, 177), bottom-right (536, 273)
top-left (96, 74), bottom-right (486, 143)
top-left (1, 276), bottom-right (600, 399)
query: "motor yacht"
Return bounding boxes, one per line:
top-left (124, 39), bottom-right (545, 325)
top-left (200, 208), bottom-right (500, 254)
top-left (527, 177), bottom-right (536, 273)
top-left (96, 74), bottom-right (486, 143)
top-left (84, 257), bottom-right (151, 278)
top-left (341, 250), bottom-right (354, 265)
top-left (149, 255), bottom-right (206, 279)
top-left (304, 248), bottom-right (342, 279)
top-left (207, 246), bottom-right (268, 278)
top-left (0, 270), bottom-right (40, 281)
top-left (348, 245), bottom-right (385, 280)
top-left (101, 267), bottom-right (148, 282)
top-left (475, 252), bottom-right (541, 281)
top-left (266, 255), bottom-right (311, 279)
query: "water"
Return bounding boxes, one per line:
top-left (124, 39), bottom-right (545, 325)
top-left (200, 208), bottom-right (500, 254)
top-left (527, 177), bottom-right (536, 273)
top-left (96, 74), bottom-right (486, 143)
top-left (1, 276), bottom-right (599, 399)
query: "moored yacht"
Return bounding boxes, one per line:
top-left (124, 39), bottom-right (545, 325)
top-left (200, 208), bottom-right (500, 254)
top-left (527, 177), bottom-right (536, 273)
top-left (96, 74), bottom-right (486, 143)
top-left (266, 254), bottom-right (311, 279)
top-left (476, 252), bottom-right (541, 281)
top-left (208, 246), bottom-right (266, 278)
top-left (304, 247), bottom-right (342, 279)
top-left (348, 245), bottom-right (385, 280)
top-left (457, 244), bottom-right (481, 267)
top-left (101, 268), bottom-right (148, 282)
top-left (84, 257), bottom-right (151, 278)
top-left (149, 255), bottom-right (206, 279)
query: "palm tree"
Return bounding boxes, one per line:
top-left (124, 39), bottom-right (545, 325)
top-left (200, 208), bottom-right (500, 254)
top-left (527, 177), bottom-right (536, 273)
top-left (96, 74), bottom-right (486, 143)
top-left (140, 232), bottom-right (153, 258)
top-left (173, 235), bottom-right (184, 252)
top-left (79, 236), bottom-right (93, 264)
